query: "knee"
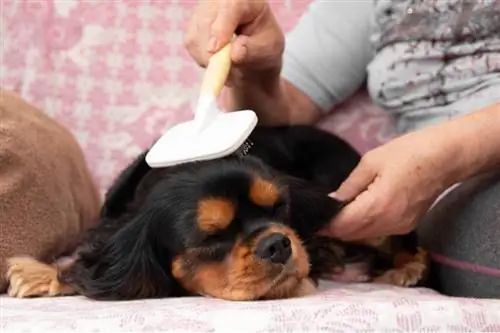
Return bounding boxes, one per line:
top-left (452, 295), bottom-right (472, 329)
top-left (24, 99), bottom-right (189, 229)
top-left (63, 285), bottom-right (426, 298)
top-left (417, 172), bottom-right (500, 299)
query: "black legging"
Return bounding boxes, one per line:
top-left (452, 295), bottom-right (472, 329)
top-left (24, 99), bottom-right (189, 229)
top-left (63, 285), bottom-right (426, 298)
top-left (418, 172), bottom-right (500, 299)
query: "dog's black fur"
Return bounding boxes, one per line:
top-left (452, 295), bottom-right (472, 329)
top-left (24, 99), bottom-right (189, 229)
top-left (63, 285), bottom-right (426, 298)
top-left (54, 125), bottom-right (424, 301)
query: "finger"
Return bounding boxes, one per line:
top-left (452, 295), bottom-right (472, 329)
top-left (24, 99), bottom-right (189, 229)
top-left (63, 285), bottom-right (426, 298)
top-left (225, 67), bottom-right (244, 87)
top-left (339, 222), bottom-right (390, 241)
top-left (185, 42), bottom-right (209, 69)
top-left (337, 198), bottom-right (412, 241)
top-left (331, 157), bottom-right (377, 202)
top-left (209, 1), bottom-right (245, 52)
top-left (230, 35), bottom-right (248, 64)
top-left (184, 11), bottom-right (212, 68)
top-left (233, 22), bottom-right (284, 68)
top-left (327, 191), bottom-right (375, 238)
top-left (340, 214), bottom-right (413, 241)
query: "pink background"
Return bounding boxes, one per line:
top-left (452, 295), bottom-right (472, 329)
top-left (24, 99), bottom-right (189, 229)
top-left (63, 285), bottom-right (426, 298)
top-left (1, 0), bottom-right (395, 195)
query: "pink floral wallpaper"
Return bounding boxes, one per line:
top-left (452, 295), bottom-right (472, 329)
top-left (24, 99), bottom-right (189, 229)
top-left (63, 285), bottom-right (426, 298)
top-left (1, 0), bottom-right (394, 195)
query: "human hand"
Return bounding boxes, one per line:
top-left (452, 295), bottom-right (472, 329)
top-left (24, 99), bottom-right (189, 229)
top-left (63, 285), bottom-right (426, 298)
top-left (184, 0), bottom-right (284, 86)
top-left (320, 128), bottom-right (461, 241)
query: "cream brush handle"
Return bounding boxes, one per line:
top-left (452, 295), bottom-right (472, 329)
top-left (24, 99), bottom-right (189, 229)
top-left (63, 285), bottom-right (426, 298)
top-left (199, 42), bottom-right (232, 98)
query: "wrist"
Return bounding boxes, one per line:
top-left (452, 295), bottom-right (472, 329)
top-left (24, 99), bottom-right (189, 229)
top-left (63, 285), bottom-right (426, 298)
top-left (222, 68), bottom-right (291, 125)
top-left (222, 71), bottom-right (322, 126)
top-left (423, 103), bottom-right (500, 186)
top-left (426, 126), bottom-right (468, 189)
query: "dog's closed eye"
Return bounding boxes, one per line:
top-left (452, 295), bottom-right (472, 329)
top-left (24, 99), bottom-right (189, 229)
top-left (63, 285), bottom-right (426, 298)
top-left (196, 197), bottom-right (236, 234)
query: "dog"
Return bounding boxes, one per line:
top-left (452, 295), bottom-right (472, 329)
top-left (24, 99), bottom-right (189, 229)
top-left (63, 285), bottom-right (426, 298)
top-left (7, 125), bottom-right (429, 301)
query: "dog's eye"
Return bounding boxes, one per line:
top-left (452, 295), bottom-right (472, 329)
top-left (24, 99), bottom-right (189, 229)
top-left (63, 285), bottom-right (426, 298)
top-left (203, 233), bottom-right (229, 245)
top-left (196, 245), bottom-right (230, 262)
top-left (195, 238), bottom-right (233, 262)
top-left (201, 231), bottom-right (236, 248)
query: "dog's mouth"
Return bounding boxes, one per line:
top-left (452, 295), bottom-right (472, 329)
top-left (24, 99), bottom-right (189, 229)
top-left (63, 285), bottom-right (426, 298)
top-left (257, 260), bottom-right (310, 300)
top-left (172, 225), bottom-right (312, 301)
top-left (304, 235), bottom-right (378, 284)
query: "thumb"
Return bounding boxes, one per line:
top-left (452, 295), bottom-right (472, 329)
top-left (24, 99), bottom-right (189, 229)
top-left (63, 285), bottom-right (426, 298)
top-left (330, 158), bottom-right (377, 202)
top-left (230, 30), bottom-right (283, 68)
top-left (326, 191), bottom-right (375, 239)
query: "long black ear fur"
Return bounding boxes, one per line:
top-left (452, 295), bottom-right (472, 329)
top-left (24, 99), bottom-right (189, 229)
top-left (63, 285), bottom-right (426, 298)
top-left (61, 209), bottom-right (176, 300)
top-left (100, 151), bottom-right (152, 218)
top-left (284, 174), bottom-right (345, 238)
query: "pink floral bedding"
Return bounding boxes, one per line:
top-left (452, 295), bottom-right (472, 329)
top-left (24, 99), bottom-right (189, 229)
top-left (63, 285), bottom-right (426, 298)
top-left (1, 1), bottom-right (499, 332)
top-left (2, 282), bottom-right (500, 333)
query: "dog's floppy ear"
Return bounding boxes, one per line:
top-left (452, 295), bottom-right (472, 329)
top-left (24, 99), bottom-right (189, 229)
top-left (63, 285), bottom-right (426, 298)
top-left (62, 209), bottom-right (175, 300)
top-left (101, 151), bottom-right (151, 218)
top-left (284, 175), bottom-right (344, 238)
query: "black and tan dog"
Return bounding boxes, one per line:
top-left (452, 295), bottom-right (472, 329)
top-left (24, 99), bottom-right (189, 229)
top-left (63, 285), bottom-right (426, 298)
top-left (7, 125), bottom-right (428, 301)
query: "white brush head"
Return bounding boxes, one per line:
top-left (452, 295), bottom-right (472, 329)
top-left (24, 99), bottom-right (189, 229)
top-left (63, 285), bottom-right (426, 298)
top-left (145, 39), bottom-right (258, 168)
top-left (145, 110), bottom-right (258, 168)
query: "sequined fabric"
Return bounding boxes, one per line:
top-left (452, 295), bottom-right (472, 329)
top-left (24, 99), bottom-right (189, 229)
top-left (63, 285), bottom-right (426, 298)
top-left (368, 0), bottom-right (500, 133)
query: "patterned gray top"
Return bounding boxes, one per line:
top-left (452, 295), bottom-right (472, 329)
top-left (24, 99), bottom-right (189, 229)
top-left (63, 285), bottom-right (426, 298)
top-left (282, 0), bottom-right (500, 133)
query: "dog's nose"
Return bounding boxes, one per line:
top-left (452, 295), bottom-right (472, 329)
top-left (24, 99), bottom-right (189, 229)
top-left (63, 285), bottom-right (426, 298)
top-left (255, 233), bottom-right (292, 264)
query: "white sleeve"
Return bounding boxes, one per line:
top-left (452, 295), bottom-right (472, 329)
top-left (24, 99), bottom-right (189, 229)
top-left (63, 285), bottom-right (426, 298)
top-left (281, 0), bottom-right (375, 112)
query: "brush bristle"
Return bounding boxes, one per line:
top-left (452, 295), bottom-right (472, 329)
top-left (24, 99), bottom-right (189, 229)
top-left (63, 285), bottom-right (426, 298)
top-left (233, 139), bottom-right (255, 157)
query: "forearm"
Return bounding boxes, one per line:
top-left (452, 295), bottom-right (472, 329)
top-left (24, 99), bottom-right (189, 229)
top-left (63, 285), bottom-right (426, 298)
top-left (433, 102), bottom-right (500, 185)
top-left (222, 75), bottom-right (322, 126)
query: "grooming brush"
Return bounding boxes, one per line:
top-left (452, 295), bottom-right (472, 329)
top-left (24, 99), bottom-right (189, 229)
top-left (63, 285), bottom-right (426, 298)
top-left (145, 41), bottom-right (258, 168)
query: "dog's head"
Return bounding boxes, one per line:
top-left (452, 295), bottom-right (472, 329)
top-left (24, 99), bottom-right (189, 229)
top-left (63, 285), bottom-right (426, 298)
top-left (72, 152), bottom-right (342, 301)
top-left (169, 160), bottom-right (311, 301)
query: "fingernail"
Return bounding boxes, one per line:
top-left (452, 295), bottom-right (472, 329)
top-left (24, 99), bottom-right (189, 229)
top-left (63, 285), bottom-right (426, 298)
top-left (207, 37), bottom-right (218, 52)
top-left (329, 192), bottom-right (343, 201)
top-left (316, 227), bottom-right (331, 237)
top-left (329, 192), bottom-right (338, 198)
top-left (329, 191), bottom-right (351, 203)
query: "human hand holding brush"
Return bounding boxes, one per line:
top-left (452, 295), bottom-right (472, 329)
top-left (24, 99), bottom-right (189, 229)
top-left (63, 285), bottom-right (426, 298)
top-left (184, 0), bottom-right (283, 83)
top-left (184, 0), bottom-right (322, 126)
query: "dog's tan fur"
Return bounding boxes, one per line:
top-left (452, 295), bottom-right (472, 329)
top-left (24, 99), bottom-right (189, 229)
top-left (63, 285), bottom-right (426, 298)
top-left (7, 256), bottom-right (76, 298)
